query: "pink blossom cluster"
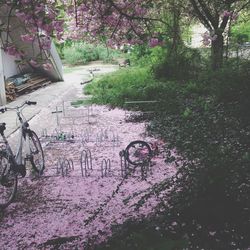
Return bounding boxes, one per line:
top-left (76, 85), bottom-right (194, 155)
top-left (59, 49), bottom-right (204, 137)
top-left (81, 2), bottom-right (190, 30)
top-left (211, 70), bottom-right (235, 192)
top-left (201, 31), bottom-right (218, 46)
top-left (1, 0), bottom-right (165, 62)
top-left (149, 38), bottom-right (163, 48)
top-left (1, 0), bottom-right (64, 70)
top-left (64, 0), bottom-right (156, 47)
top-left (3, 44), bottom-right (24, 57)
top-left (222, 10), bottom-right (239, 21)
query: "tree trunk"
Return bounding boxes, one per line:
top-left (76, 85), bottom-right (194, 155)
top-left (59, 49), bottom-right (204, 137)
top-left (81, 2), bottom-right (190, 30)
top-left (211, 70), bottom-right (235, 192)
top-left (172, 6), bottom-right (181, 55)
top-left (169, 1), bottom-right (182, 56)
top-left (211, 32), bottom-right (224, 70)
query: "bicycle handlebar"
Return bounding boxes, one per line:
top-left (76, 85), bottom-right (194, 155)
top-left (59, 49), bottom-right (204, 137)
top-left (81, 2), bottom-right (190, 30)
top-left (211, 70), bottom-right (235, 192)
top-left (0, 107), bottom-right (6, 113)
top-left (25, 101), bottom-right (37, 105)
top-left (0, 101), bottom-right (37, 113)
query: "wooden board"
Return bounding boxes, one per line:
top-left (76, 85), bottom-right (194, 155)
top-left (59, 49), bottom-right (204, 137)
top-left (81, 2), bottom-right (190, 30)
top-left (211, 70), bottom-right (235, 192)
top-left (5, 73), bottom-right (52, 100)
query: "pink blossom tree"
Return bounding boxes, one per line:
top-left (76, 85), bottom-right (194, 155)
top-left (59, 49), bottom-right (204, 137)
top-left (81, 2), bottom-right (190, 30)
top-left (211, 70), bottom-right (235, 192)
top-left (0, 0), bottom-right (64, 70)
top-left (0, 0), bottom-right (249, 70)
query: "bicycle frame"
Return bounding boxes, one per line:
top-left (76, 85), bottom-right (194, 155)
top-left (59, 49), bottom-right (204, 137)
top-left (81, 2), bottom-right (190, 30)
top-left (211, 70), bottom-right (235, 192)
top-left (15, 109), bottom-right (31, 166)
top-left (0, 102), bottom-right (36, 172)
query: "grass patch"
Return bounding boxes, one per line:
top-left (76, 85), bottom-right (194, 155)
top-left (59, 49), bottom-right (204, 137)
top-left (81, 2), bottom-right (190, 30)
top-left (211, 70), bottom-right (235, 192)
top-left (84, 67), bottom-right (159, 107)
top-left (70, 99), bottom-right (92, 107)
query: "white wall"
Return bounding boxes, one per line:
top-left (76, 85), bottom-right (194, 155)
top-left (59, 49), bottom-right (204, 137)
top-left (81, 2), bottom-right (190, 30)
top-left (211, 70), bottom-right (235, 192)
top-left (2, 50), bottom-right (19, 79)
top-left (50, 42), bottom-right (63, 80)
top-left (190, 24), bottom-right (207, 48)
top-left (0, 49), bottom-right (6, 106)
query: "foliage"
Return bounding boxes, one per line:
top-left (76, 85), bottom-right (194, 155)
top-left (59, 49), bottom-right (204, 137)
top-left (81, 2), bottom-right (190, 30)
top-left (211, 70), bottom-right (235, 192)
top-left (148, 60), bottom-right (250, 249)
top-left (63, 42), bottom-right (121, 65)
top-left (231, 12), bottom-right (250, 44)
top-left (1, 0), bottom-right (249, 72)
top-left (84, 67), bottom-right (157, 107)
top-left (85, 50), bottom-right (250, 248)
top-left (129, 45), bottom-right (167, 67)
top-left (153, 46), bottom-right (203, 81)
top-left (95, 219), bottom-right (188, 250)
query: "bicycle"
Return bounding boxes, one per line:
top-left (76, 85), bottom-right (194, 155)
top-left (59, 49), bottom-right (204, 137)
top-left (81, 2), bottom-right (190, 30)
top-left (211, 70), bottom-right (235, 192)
top-left (0, 101), bottom-right (45, 209)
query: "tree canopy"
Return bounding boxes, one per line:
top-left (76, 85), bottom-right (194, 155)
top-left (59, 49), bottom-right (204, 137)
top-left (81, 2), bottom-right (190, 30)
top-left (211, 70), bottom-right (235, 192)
top-left (0, 0), bottom-right (249, 69)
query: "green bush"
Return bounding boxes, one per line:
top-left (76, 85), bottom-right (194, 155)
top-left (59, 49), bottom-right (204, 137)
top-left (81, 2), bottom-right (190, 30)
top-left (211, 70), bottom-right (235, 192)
top-left (94, 219), bottom-right (188, 250)
top-left (153, 46), bottom-right (202, 81)
top-left (84, 67), bottom-right (158, 107)
top-left (84, 45), bottom-right (250, 249)
top-left (198, 60), bottom-right (250, 121)
top-left (129, 45), bottom-right (167, 67)
top-left (231, 12), bottom-right (250, 44)
top-left (63, 42), bottom-right (122, 65)
top-left (147, 96), bottom-right (250, 249)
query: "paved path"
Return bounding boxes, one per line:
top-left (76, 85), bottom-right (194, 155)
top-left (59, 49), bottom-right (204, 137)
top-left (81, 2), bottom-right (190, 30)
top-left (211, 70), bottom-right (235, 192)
top-left (0, 63), bottom-right (118, 138)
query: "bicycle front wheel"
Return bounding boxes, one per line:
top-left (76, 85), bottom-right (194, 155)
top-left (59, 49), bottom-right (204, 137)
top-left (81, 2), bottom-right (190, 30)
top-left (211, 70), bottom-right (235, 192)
top-left (28, 130), bottom-right (45, 175)
top-left (125, 140), bottom-right (152, 166)
top-left (0, 151), bottom-right (17, 209)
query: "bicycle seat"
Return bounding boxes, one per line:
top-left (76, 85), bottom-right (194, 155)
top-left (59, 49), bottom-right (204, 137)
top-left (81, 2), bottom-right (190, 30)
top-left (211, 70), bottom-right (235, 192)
top-left (0, 123), bottom-right (6, 134)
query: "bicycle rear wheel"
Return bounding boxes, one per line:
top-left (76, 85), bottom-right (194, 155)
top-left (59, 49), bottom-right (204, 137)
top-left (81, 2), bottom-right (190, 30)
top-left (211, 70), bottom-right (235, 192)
top-left (0, 151), bottom-right (17, 209)
top-left (28, 130), bottom-right (45, 175)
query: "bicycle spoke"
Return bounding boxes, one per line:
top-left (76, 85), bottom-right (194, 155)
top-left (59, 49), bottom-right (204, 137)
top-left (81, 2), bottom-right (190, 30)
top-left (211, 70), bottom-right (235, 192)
top-left (125, 140), bottom-right (152, 166)
top-left (28, 131), bottom-right (45, 175)
top-left (0, 152), bottom-right (17, 208)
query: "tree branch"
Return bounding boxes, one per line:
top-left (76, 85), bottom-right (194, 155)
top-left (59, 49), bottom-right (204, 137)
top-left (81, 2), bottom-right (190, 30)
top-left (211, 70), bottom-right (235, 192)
top-left (106, 0), bottom-right (169, 26)
top-left (219, 15), bottom-right (229, 31)
top-left (189, 0), bottom-right (213, 30)
top-left (197, 0), bottom-right (218, 28)
top-left (236, 0), bottom-right (250, 12)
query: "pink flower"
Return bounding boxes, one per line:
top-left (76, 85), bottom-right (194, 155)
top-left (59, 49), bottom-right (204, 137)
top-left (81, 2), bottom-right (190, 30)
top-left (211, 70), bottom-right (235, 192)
top-left (29, 59), bottom-right (39, 67)
top-left (20, 34), bottom-right (35, 42)
top-left (222, 10), bottom-right (232, 17)
top-left (42, 63), bottom-right (53, 71)
top-left (149, 38), bottom-right (162, 48)
top-left (15, 10), bottom-right (26, 21)
top-left (231, 12), bottom-right (239, 21)
top-left (4, 45), bottom-right (19, 56)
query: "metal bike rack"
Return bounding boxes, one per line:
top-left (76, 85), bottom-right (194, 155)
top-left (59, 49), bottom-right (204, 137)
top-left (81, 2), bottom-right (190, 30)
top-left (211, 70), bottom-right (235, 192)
top-left (119, 150), bottom-right (131, 177)
top-left (40, 128), bottom-right (75, 144)
top-left (100, 159), bottom-right (111, 178)
top-left (95, 128), bottom-right (121, 148)
top-left (119, 148), bottom-right (152, 180)
top-left (80, 149), bottom-right (93, 177)
top-left (56, 157), bottom-right (74, 177)
top-left (60, 99), bottom-right (96, 125)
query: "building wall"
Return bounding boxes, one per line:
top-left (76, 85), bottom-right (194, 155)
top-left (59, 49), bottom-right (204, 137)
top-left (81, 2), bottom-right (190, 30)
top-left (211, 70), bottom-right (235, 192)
top-left (2, 50), bottom-right (19, 79)
top-left (0, 49), bottom-right (6, 106)
top-left (190, 24), bottom-right (207, 48)
top-left (0, 34), bottom-right (20, 105)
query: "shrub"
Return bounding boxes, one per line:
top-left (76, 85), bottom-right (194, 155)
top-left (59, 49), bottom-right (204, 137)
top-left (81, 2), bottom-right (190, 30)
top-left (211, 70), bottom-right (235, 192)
top-left (153, 46), bottom-right (202, 81)
top-left (95, 219), bottom-right (188, 250)
top-left (84, 67), bottom-right (157, 107)
top-left (146, 90), bottom-right (250, 249)
top-left (63, 42), bottom-right (122, 65)
top-left (84, 44), bottom-right (250, 249)
top-left (129, 45), bottom-right (167, 67)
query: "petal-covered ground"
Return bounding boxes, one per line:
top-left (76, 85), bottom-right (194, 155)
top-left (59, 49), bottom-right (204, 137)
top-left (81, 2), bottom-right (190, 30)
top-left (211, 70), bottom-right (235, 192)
top-left (0, 104), bottom-right (176, 249)
top-left (0, 65), bottom-right (176, 249)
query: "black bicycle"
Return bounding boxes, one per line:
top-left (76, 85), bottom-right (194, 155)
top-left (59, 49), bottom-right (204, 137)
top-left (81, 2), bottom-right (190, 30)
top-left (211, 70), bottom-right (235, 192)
top-left (0, 101), bottom-right (45, 208)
